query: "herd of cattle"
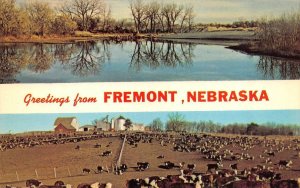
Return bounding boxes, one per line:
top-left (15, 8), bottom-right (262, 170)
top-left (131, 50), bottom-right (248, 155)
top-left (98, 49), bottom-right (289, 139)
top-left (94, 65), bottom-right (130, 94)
top-left (0, 133), bottom-right (110, 151)
top-left (1, 132), bottom-right (300, 187)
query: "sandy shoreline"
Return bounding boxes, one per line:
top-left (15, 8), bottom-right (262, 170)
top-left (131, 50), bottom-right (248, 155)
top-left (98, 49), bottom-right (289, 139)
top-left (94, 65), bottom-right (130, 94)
top-left (157, 31), bottom-right (256, 41)
top-left (0, 31), bottom-right (255, 44)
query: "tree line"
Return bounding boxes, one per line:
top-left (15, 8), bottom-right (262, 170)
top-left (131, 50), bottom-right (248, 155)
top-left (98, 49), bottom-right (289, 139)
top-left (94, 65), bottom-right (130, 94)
top-left (0, 0), bottom-right (197, 36)
top-left (129, 0), bottom-right (195, 33)
top-left (147, 113), bottom-right (300, 136)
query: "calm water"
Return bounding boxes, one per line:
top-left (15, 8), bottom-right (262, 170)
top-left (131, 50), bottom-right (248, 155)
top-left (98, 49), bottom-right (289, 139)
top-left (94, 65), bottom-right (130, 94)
top-left (0, 40), bottom-right (299, 83)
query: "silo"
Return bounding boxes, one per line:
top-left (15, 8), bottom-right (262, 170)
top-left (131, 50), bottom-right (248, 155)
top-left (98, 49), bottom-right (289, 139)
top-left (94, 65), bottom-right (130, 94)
top-left (115, 116), bottom-right (126, 131)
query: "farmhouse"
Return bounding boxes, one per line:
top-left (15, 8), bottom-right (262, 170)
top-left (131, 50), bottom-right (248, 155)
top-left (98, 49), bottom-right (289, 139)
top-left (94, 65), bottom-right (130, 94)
top-left (54, 117), bottom-right (80, 134)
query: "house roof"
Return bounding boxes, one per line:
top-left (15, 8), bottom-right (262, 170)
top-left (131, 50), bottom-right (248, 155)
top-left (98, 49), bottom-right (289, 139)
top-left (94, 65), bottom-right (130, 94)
top-left (54, 117), bottom-right (77, 130)
top-left (57, 123), bottom-right (76, 130)
top-left (54, 117), bottom-right (76, 126)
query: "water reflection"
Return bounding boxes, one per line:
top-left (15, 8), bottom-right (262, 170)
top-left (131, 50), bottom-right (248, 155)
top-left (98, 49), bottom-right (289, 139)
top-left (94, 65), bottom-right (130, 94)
top-left (0, 40), bottom-right (299, 83)
top-left (0, 44), bottom-right (28, 83)
top-left (27, 44), bottom-right (53, 73)
top-left (130, 40), bottom-right (195, 72)
top-left (257, 56), bottom-right (300, 79)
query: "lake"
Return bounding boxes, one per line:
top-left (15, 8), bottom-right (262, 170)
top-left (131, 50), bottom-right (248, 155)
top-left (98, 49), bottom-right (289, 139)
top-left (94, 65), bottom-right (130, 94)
top-left (0, 40), bottom-right (299, 83)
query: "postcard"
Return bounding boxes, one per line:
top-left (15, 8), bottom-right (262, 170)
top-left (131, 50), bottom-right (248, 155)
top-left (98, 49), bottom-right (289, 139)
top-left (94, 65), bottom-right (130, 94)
top-left (0, 0), bottom-right (299, 188)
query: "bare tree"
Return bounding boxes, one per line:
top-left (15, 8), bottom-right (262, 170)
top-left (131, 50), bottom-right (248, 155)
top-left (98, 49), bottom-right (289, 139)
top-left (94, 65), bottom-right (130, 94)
top-left (129, 0), bottom-right (147, 33)
top-left (101, 4), bottom-right (112, 32)
top-left (180, 6), bottom-right (195, 32)
top-left (61, 0), bottom-right (105, 31)
top-left (162, 3), bottom-right (183, 32)
top-left (145, 1), bottom-right (160, 33)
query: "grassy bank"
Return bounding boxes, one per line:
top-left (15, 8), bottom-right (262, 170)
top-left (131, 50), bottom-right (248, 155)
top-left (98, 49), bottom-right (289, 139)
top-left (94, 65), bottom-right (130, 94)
top-left (0, 32), bottom-right (139, 44)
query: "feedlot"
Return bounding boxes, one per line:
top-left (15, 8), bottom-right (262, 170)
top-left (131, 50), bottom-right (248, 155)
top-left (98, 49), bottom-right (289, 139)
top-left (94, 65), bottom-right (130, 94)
top-left (0, 133), bottom-right (300, 187)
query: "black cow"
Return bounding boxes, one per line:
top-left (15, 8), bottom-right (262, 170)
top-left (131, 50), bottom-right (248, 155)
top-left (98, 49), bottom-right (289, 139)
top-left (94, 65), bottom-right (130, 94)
top-left (97, 166), bottom-right (104, 173)
top-left (54, 181), bottom-right (65, 187)
top-left (102, 150), bottom-right (112, 156)
top-left (164, 161), bottom-right (176, 169)
top-left (230, 163), bottom-right (238, 170)
top-left (120, 164), bottom-right (128, 172)
top-left (277, 160), bottom-right (292, 168)
top-left (82, 168), bottom-right (91, 174)
top-left (26, 179), bottom-right (41, 187)
top-left (187, 164), bottom-right (196, 171)
top-left (137, 162), bottom-right (150, 171)
top-left (77, 183), bottom-right (91, 188)
top-left (207, 162), bottom-right (223, 172)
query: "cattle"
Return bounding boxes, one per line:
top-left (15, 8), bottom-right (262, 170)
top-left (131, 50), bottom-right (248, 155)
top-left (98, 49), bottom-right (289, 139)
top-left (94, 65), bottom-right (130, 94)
top-left (82, 168), bottom-right (91, 174)
top-left (257, 170), bottom-right (278, 180)
top-left (97, 166), bottom-right (104, 173)
top-left (207, 162), bottom-right (223, 173)
top-left (54, 181), bottom-right (65, 187)
top-left (127, 179), bottom-right (143, 188)
top-left (75, 145), bottom-right (80, 150)
top-left (102, 151), bottom-right (112, 156)
top-left (26, 179), bottom-right (42, 187)
top-left (39, 185), bottom-right (72, 188)
top-left (271, 180), bottom-right (300, 188)
top-left (157, 155), bottom-right (165, 159)
top-left (187, 164), bottom-right (196, 171)
top-left (119, 164), bottom-right (128, 173)
top-left (90, 182), bottom-right (100, 188)
top-left (137, 162), bottom-right (150, 171)
top-left (277, 160), bottom-right (292, 169)
top-left (230, 163), bottom-right (238, 170)
top-left (266, 151), bottom-right (275, 157)
top-left (162, 161), bottom-right (177, 169)
top-left (77, 184), bottom-right (91, 188)
top-left (224, 180), bottom-right (271, 188)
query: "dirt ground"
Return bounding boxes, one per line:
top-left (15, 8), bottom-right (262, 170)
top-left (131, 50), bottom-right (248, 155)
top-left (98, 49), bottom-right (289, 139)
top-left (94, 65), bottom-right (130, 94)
top-left (0, 134), bottom-right (300, 188)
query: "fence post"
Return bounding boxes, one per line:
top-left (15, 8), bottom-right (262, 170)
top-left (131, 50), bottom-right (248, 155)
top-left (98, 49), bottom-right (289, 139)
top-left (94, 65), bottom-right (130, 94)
top-left (68, 168), bottom-right (71, 177)
top-left (16, 171), bottom-right (19, 181)
top-left (54, 168), bottom-right (57, 178)
top-left (35, 169), bottom-right (39, 179)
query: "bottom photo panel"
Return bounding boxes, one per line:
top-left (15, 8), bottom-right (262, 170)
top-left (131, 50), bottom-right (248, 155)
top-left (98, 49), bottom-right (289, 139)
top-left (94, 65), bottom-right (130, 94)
top-left (0, 110), bottom-right (300, 188)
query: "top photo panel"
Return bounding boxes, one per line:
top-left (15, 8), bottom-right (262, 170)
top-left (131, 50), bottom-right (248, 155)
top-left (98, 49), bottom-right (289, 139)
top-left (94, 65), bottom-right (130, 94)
top-left (1, 0), bottom-right (299, 83)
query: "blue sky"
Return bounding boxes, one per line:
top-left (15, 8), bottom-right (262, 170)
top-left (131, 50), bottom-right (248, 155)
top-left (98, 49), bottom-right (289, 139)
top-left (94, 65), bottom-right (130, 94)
top-left (0, 110), bottom-right (299, 133)
top-left (17, 0), bottom-right (300, 23)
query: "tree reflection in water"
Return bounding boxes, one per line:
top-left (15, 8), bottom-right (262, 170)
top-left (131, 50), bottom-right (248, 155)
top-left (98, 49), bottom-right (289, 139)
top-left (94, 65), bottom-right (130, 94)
top-left (129, 40), bottom-right (195, 72)
top-left (1, 40), bottom-right (300, 83)
top-left (257, 56), bottom-right (300, 79)
top-left (61, 41), bottom-right (110, 76)
top-left (27, 44), bottom-right (53, 73)
top-left (0, 44), bottom-right (30, 83)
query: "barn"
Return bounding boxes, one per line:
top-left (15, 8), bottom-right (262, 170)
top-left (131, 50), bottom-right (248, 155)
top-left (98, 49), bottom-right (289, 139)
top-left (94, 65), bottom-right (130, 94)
top-left (54, 117), bottom-right (79, 134)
